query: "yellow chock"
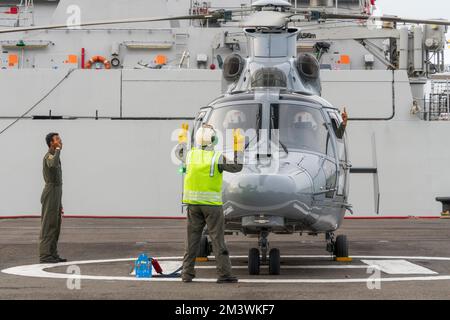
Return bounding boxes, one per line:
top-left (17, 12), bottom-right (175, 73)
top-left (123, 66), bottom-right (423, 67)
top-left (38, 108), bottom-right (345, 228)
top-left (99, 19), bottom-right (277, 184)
top-left (441, 211), bottom-right (450, 219)
top-left (335, 257), bottom-right (353, 262)
top-left (195, 257), bottom-right (208, 262)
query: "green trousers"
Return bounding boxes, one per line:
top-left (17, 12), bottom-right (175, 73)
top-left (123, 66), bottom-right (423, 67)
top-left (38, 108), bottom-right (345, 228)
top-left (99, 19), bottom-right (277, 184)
top-left (182, 205), bottom-right (233, 279)
top-left (39, 184), bottom-right (62, 260)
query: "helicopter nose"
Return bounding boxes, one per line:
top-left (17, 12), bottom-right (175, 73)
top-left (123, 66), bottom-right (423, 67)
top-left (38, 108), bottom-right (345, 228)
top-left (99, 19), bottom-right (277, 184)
top-left (224, 173), bottom-right (313, 209)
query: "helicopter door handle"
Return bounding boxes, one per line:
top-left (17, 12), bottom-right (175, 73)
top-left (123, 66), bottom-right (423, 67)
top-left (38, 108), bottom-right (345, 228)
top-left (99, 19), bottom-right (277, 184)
top-left (315, 187), bottom-right (336, 195)
top-left (344, 204), bottom-right (354, 215)
top-left (342, 162), bottom-right (352, 170)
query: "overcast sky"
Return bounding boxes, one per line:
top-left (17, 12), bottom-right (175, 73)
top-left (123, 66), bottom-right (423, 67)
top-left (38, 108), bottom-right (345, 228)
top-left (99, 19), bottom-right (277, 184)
top-left (373, 0), bottom-right (450, 61)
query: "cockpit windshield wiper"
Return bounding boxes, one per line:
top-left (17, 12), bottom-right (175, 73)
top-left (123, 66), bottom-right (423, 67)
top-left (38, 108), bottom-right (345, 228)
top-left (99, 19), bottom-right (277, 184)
top-left (245, 134), bottom-right (257, 150)
top-left (270, 105), bottom-right (288, 155)
top-left (245, 105), bottom-right (262, 150)
top-left (278, 140), bottom-right (289, 155)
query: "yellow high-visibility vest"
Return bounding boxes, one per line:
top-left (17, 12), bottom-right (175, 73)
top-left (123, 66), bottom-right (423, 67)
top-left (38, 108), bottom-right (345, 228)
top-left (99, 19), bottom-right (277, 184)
top-left (183, 148), bottom-right (223, 206)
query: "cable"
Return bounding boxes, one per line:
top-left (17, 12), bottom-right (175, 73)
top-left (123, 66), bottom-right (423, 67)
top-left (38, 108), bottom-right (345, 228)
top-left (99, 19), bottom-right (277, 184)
top-left (0, 68), bottom-right (75, 136)
top-left (129, 260), bottom-right (183, 278)
top-left (152, 265), bottom-right (183, 278)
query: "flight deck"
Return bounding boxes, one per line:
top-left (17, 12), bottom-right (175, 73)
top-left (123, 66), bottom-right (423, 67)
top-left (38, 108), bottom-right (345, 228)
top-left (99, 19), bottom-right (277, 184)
top-left (1, 218), bottom-right (450, 300)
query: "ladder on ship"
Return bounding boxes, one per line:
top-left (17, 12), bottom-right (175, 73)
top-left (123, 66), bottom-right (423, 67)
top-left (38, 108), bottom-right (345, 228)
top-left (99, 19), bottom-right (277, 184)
top-left (175, 33), bottom-right (190, 68)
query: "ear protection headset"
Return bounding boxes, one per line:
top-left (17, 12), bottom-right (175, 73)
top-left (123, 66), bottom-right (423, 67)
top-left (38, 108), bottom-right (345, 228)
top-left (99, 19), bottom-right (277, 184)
top-left (196, 124), bottom-right (218, 147)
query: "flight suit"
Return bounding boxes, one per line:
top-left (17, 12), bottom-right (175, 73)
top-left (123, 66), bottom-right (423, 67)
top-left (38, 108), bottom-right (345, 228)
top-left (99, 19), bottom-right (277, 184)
top-left (180, 147), bottom-right (243, 280)
top-left (39, 148), bottom-right (63, 261)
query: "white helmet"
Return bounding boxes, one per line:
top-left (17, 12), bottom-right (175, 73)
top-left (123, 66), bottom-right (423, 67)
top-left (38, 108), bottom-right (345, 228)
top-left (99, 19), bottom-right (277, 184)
top-left (195, 125), bottom-right (217, 147)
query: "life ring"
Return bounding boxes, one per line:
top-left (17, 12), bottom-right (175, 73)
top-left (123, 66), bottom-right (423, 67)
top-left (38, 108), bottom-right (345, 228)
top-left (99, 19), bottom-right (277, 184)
top-left (85, 55), bottom-right (111, 69)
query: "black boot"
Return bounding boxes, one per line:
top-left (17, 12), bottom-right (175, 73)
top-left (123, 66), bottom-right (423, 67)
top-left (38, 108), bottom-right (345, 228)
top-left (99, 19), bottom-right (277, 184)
top-left (217, 276), bottom-right (238, 283)
top-left (53, 255), bottom-right (68, 262)
top-left (40, 257), bottom-right (60, 264)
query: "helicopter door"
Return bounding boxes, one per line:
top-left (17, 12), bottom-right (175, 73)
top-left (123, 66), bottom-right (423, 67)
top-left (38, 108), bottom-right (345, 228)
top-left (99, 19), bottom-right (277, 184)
top-left (327, 110), bottom-right (349, 197)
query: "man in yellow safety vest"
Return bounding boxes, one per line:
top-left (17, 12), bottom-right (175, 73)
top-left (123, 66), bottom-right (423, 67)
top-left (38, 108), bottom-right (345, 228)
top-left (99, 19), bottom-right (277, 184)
top-left (177, 123), bottom-right (244, 283)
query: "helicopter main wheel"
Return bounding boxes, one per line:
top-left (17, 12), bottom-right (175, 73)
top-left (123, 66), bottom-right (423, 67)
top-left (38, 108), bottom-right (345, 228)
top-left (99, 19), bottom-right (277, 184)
top-left (248, 248), bottom-right (260, 275)
top-left (268, 248), bottom-right (281, 275)
top-left (197, 235), bottom-right (211, 258)
top-left (334, 235), bottom-right (349, 258)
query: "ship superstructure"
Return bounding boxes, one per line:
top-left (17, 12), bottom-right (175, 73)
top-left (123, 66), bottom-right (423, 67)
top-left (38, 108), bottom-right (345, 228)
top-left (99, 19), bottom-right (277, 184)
top-left (0, 0), bottom-right (449, 218)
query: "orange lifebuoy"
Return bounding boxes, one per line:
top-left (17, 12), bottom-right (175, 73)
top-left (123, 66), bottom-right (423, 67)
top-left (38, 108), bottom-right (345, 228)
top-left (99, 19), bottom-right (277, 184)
top-left (85, 55), bottom-right (111, 69)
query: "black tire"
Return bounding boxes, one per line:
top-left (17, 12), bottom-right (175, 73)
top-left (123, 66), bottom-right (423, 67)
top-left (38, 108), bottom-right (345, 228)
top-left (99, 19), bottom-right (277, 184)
top-left (197, 235), bottom-right (211, 258)
top-left (334, 235), bottom-right (349, 258)
top-left (269, 248), bottom-right (281, 275)
top-left (248, 248), bottom-right (260, 275)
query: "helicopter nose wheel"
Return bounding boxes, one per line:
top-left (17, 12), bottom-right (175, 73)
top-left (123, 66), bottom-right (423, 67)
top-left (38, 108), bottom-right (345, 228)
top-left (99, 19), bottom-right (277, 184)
top-left (197, 234), bottom-right (212, 258)
top-left (248, 231), bottom-right (281, 275)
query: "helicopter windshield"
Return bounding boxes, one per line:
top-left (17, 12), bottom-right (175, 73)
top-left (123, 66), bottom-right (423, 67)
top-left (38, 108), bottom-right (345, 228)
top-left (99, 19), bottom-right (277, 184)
top-left (205, 104), bottom-right (262, 148)
top-left (271, 103), bottom-right (331, 155)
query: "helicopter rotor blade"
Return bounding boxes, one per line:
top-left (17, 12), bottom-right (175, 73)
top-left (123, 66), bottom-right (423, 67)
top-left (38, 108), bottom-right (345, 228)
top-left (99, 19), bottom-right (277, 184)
top-left (0, 14), bottom-right (222, 34)
top-left (319, 12), bottom-right (450, 27)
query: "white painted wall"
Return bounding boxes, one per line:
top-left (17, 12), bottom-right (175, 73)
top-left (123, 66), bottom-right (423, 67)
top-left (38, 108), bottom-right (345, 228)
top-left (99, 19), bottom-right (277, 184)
top-left (0, 69), bottom-right (447, 217)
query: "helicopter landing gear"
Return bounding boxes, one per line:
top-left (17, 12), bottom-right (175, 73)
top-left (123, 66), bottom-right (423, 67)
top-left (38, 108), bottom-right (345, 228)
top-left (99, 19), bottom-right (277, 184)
top-left (259, 230), bottom-right (269, 264)
top-left (248, 248), bottom-right (260, 275)
top-left (197, 233), bottom-right (212, 258)
top-left (268, 248), bottom-right (281, 275)
top-left (334, 235), bottom-right (349, 258)
top-left (326, 232), bottom-right (349, 258)
top-left (248, 231), bottom-right (281, 275)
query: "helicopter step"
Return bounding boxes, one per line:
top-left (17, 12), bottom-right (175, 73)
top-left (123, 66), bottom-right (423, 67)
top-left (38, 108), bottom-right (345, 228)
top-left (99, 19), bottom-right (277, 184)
top-left (248, 230), bottom-right (281, 275)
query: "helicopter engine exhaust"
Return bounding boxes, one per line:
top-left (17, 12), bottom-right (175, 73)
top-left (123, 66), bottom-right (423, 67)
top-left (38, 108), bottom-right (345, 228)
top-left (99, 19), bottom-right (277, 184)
top-left (223, 53), bottom-right (246, 82)
top-left (296, 53), bottom-right (322, 95)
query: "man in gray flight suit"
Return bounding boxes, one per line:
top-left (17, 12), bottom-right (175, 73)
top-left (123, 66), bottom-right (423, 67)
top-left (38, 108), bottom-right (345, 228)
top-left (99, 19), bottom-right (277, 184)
top-left (39, 132), bottom-right (67, 263)
top-left (176, 124), bottom-right (244, 283)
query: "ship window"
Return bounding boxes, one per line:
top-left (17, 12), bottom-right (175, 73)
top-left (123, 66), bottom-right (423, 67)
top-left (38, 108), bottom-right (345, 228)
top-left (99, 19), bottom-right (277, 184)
top-left (251, 68), bottom-right (287, 88)
top-left (271, 103), bottom-right (331, 155)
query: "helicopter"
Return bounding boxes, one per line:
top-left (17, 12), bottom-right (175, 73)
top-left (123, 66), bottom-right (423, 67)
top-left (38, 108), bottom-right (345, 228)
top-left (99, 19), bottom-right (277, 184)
top-left (190, 0), bottom-right (352, 276)
top-left (179, 0), bottom-right (450, 275)
top-left (2, 0), bottom-right (450, 276)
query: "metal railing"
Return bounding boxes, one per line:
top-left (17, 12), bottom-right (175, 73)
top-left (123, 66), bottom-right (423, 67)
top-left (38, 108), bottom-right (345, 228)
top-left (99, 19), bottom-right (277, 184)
top-left (0, 1), bottom-right (33, 27)
top-left (413, 79), bottom-right (450, 121)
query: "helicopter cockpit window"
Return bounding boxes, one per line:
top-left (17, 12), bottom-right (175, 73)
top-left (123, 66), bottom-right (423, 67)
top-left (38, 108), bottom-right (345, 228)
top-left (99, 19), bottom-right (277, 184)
top-left (205, 104), bottom-right (262, 149)
top-left (271, 104), bottom-right (330, 155)
top-left (327, 110), bottom-right (347, 162)
top-left (251, 68), bottom-right (287, 88)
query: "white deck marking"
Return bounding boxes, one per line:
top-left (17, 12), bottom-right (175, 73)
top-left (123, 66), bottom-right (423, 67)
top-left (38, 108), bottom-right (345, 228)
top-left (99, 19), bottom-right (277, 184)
top-left (361, 260), bottom-right (438, 275)
top-left (130, 264), bottom-right (367, 275)
top-left (2, 255), bottom-right (450, 284)
top-left (195, 265), bottom-right (368, 269)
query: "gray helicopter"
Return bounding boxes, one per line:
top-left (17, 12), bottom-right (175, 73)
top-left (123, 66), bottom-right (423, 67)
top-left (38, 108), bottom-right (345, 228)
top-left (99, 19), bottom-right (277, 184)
top-left (2, 0), bottom-right (450, 276)
top-left (185, 0), bottom-right (450, 275)
top-left (190, 0), bottom-right (352, 276)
